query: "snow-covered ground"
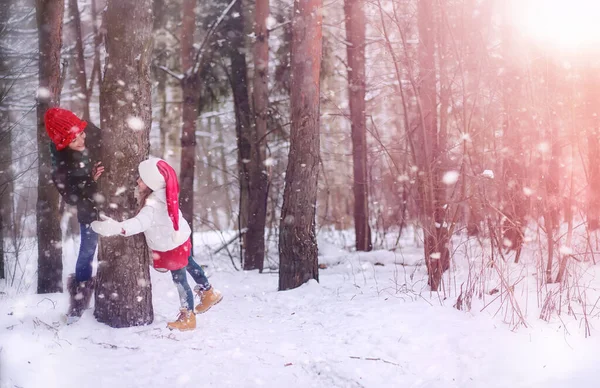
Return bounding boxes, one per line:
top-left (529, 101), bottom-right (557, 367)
top-left (2, 229), bottom-right (600, 388)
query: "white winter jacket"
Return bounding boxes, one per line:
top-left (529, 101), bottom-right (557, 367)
top-left (120, 188), bottom-right (191, 252)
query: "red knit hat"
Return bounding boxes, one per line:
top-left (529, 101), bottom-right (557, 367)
top-left (44, 108), bottom-right (88, 151)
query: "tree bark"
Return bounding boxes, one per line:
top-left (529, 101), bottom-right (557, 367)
top-left (36, 0), bottom-right (64, 294)
top-left (95, 0), bottom-right (154, 327)
top-left (344, 0), bottom-right (371, 252)
top-left (179, 0), bottom-right (198, 241)
top-left (278, 0), bottom-right (322, 291)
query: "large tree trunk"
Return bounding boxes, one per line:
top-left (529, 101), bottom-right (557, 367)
top-left (179, 0), bottom-right (198, 240)
top-left (344, 0), bottom-right (371, 252)
top-left (95, 0), bottom-right (154, 328)
top-left (278, 0), bottom-right (322, 291)
top-left (36, 0), bottom-right (64, 294)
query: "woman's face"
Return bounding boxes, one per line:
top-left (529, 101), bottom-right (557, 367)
top-left (67, 131), bottom-right (86, 152)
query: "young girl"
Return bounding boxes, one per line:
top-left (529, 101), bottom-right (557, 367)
top-left (45, 107), bottom-right (104, 324)
top-left (91, 157), bottom-right (222, 331)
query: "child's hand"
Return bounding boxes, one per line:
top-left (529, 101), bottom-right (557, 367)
top-left (93, 162), bottom-right (105, 181)
top-left (91, 215), bottom-right (123, 237)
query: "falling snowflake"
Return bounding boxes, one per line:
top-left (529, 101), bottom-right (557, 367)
top-left (264, 157), bottom-right (276, 166)
top-left (442, 171), bottom-right (460, 185)
top-left (559, 246), bottom-right (573, 255)
top-left (266, 16), bottom-right (277, 30)
top-left (127, 116), bottom-right (145, 131)
top-left (37, 87), bottom-right (51, 100)
top-left (481, 170), bottom-right (494, 179)
top-left (537, 142), bottom-right (550, 153)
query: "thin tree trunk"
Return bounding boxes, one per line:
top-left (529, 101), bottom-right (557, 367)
top-left (585, 64), bottom-right (600, 230)
top-left (95, 0), bottom-right (154, 327)
top-left (500, 4), bottom-right (527, 262)
top-left (69, 0), bottom-right (101, 161)
top-left (416, 0), bottom-right (449, 290)
top-left (216, 114), bottom-right (234, 227)
top-left (544, 58), bottom-right (560, 283)
top-left (69, 0), bottom-right (89, 119)
top-left (226, 1), bottom-right (253, 268)
top-left (278, 0), bottom-right (322, 290)
top-left (153, 0), bottom-right (168, 158)
top-left (0, 1), bottom-right (11, 280)
top-left (245, 0), bottom-right (270, 271)
top-left (90, 0), bottom-right (102, 88)
top-left (204, 116), bottom-right (221, 229)
top-left (36, 0), bottom-right (64, 294)
top-left (344, 0), bottom-right (371, 252)
top-left (179, 0), bottom-right (199, 239)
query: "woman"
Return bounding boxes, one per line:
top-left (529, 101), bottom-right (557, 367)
top-left (45, 107), bottom-right (104, 324)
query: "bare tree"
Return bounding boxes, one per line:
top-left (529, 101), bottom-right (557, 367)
top-left (414, 0), bottom-right (449, 290)
top-left (278, 0), bottom-right (322, 290)
top-left (36, 0), bottom-right (65, 293)
top-left (344, 0), bottom-right (371, 251)
top-left (0, 0), bottom-right (11, 280)
top-left (94, 0), bottom-right (154, 327)
top-left (500, 7), bottom-right (528, 264)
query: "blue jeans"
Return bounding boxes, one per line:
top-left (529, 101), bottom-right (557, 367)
top-left (75, 223), bottom-right (98, 282)
top-left (170, 256), bottom-right (211, 310)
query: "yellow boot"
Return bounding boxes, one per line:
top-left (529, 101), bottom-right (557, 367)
top-left (167, 308), bottom-right (196, 331)
top-left (194, 287), bottom-right (223, 314)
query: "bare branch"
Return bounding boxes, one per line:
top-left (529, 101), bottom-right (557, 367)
top-left (190, 0), bottom-right (239, 76)
top-left (156, 65), bottom-right (184, 81)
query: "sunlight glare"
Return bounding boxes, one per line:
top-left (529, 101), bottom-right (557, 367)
top-left (514, 0), bottom-right (600, 50)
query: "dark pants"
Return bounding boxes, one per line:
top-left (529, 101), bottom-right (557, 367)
top-left (170, 256), bottom-right (211, 310)
top-left (75, 223), bottom-right (98, 282)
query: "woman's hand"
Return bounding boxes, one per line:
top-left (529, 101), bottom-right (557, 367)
top-left (93, 161), bottom-right (105, 181)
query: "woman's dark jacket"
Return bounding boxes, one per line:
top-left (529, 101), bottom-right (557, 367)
top-left (50, 144), bottom-right (98, 224)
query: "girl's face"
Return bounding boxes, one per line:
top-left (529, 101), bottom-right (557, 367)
top-left (68, 131), bottom-right (86, 152)
top-left (137, 177), bottom-right (149, 192)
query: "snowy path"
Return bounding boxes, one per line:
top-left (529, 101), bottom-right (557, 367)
top-left (2, 245), bottom-right (600, 388)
